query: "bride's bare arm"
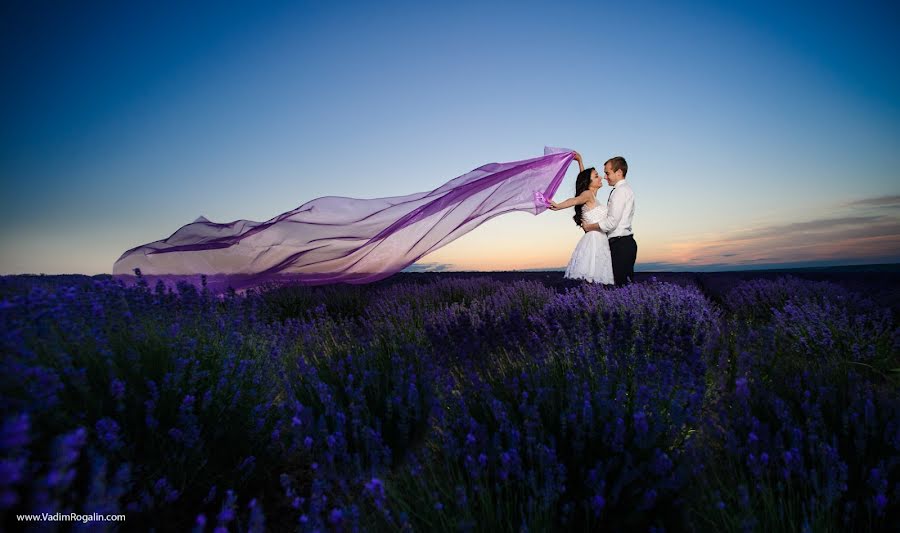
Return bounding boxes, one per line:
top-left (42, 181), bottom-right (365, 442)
top-left (549, 190), bottom-right (592, 210)
top-left (573, 151), bottom-right (584, 173)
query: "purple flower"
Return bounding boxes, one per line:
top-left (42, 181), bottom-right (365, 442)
top-left (238, 456), bottom-right (256, 473)
top-left (0, 490), bottom-right (19, 509)
top-left (735, 377), bottom-right (749, 399)
top-left (153, 477), bottom-right (179, 501)
top-left (94, 418), bottom-right (121, 450)
top-left (365, 477), bottom-right (384, 496)
top-left (181, 394), bottom-right (195, 409)
top-left (110, 379), bottom-right (126, 401)
top-left (867, 467), bottom-right (886, 491)
top-left (642, 489), bottom-right (657, 509)
top-left (217, 489), bottom-right (236, 523)
top-left (168, 428), bottom-right (184, 442)
top-left (1, 414), bottom-right (30, 450)
top-left (591, 494), bottom-right (606, 516)
top-left (58, 427), bottom-right (87, 462)
top-left (364, 476), bottom-right (387, 510)
top-left (874, 493), bottom-right (888, 515)
top-left (0, 458), bottom-right (25, 485)
top-left (652, 449), bottom-right (673, 475)
top-left (633, 411), bottom-right (649, 436)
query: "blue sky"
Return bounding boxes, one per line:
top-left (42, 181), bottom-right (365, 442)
top-left (2, 0), bottom-right (898, 274)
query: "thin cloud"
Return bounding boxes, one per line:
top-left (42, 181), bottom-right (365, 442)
top-left (637, 261), bottom-right (690, 271)
top-left (844, 195), bottom-right (900, 209)
top-left (661, 210), bottom-right (900, 267)
top-left (403, 262), bottom-right (454, 273)
top-left (722, 215), bottom-right (889, 243)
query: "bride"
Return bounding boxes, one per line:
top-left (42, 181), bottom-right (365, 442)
top-left (549, 153), bottom-right (614, 285)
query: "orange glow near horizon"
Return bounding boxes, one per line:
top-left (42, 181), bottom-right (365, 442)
top-left (418, 206), bottom-right (900, 271)
top-left (2, 196), bottom-right (897, 276)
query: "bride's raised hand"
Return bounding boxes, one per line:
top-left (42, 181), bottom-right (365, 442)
top-left (572, 151), bottom-right (584, 172)
top-left (549, 200), bottom-right (561, 211)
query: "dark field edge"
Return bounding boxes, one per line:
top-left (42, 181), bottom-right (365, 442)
top-left (2, 265), bottom-right (898, 317)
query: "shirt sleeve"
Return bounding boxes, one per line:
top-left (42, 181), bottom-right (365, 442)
top-left (599, 188), bottom-right (629, 233)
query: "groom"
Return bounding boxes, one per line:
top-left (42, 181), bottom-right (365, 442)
top-left (580, 156), bottom-right (637, 286)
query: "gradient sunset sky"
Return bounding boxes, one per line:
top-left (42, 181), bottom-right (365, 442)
top-left (2, 0), bottom-right (898, 275)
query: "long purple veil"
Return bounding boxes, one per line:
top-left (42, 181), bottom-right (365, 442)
top-left (112, 147), bottom-right (576, 295)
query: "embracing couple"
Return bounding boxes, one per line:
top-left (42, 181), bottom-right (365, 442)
top-left (549, 152), bottom-right (637, 287)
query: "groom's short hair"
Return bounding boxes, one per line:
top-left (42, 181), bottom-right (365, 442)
top-left (605, 156), bottom-right (628, 177)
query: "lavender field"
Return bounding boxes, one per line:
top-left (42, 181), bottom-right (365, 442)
top-left (1, 270), bottom-right (898, 532)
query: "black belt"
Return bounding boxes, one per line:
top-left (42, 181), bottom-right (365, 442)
top-left (609, 234), bottom-right (634, 244)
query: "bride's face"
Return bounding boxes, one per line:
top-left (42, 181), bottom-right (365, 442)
top-left (590, 169), bottom-right (602, 189)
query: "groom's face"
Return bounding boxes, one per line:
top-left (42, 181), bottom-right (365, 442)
top-left (603, 163), bottom-right (623, 186)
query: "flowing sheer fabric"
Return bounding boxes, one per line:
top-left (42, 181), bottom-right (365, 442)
top-left (112, 147), bottom-right (575, 295)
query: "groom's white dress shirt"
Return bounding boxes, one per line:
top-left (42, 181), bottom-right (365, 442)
top-left (600, 179), bottom-right (634, 238)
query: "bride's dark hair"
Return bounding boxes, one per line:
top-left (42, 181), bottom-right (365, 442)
top-left (572, 167), bottom-right (595, 226)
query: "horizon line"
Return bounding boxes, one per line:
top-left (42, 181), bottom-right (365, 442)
top-left (4, 260), bottom-right (900, 278)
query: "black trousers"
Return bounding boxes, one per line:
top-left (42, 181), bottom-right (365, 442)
top-left (609, 234), bottom-right (637, 286)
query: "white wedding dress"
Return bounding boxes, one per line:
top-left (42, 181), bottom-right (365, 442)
top-left (564, 203), bottom-right (614, 284)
